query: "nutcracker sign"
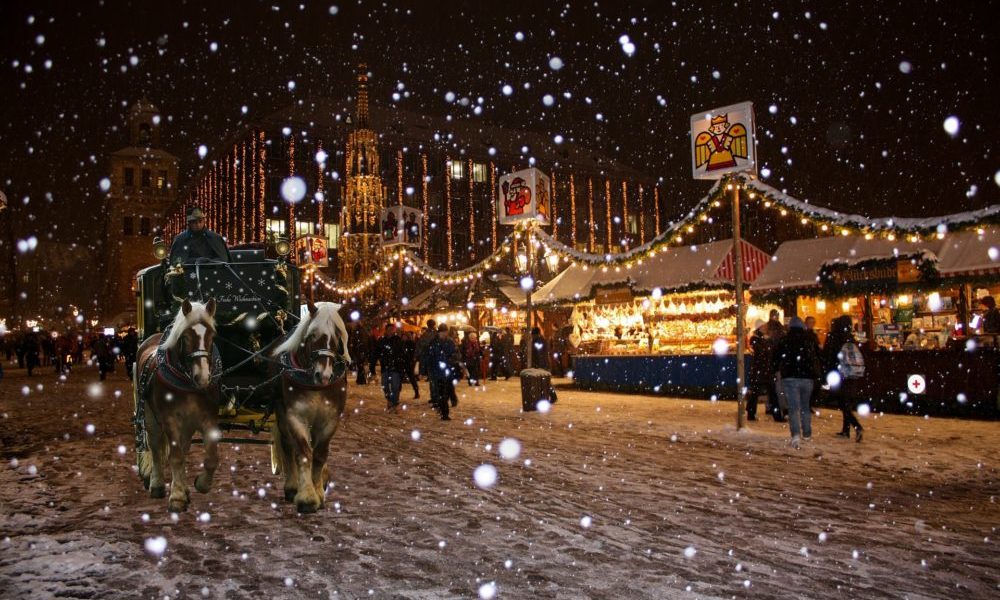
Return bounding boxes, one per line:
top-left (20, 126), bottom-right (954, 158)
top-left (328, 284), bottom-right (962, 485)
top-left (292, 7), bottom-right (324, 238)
top-left (295, 235), bottom-right (329, 267)
top-left (380, 205), bottom-right (422, 248)
top-left (498, 167), bottom-right (550, 225)
top-left (690, 101), bottom-right (756, 180)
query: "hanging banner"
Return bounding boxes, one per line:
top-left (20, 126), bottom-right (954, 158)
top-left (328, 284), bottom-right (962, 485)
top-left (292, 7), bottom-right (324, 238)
top-left (690, 101), bottom-right (756, 180)
top-left (498, 168), bottom-right (550, 225)
top-left (380, 205), bottom-right (422, 248)
top-left (295, 235), bottom-right (329, 267)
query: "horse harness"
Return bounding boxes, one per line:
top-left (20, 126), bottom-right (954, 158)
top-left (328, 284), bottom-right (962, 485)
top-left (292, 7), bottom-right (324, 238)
top-left (279, 342), bottom-right (348, 391)
top-left (137, 325), bottom-right (224, 400)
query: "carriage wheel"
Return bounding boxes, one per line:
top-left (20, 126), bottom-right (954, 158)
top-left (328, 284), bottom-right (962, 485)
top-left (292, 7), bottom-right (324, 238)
top-left (132, 363), bottom-right (150, 490)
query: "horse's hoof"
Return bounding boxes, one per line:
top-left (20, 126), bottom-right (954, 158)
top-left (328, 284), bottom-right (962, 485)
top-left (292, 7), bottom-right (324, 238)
top-left (142, 475), bottom-right (151, 490)
top-left (168, 499), bottom-right (189, 513)
top-left (284, 488), bottom-right (297, 502)
top-left (194, 473), bottom-right (212, 494)
top-left (149, 485), bottom-right (166, 499)
top-left (295, 501), bottom-right (319, 514)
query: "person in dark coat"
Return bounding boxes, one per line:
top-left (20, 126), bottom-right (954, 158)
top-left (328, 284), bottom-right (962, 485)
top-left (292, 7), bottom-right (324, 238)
top-left (980, 296), bottom-right (1000, 334)
top-left (169, 206), bottom-right (231, 265)
top-left (823, 315), bottom-right (865, 441)
top-left (348, 323), bottom-right (370, 385)
top-left (93, 335), bottom-right (115, 381)
top-left (773, 316), bottom-right (822, 448)
top-left (416, 319), bottom-right (437, 380)
top-left (376, 324), bottom-right (408, 410)
top-left (745, 320), bottom-right (776, 422)
top-left (529, 327), bottom-right (550, 370)
top-left (401, 331), bottom-right (420, 399)
top-left (121, 327), bottom-right (139, 379)
top-left (426, 324), bottom-right (458, 420)
top-left (22, 332), bottom-right (41, 376)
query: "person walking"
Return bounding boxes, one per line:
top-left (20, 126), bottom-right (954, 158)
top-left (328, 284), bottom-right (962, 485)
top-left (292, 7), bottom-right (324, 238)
top-left (416, 319), bottom-right (437, 381)
top-left (377, 324), bottom-right (408, 411)
top-left (745, 319), bottom-right (776, 422)
top-left (528, 327), bottom-right (550, 370)
top-left (348, 323), bottom-right (369, 385)
top-left (773, 316), bottom-right (822, 449)
top-left (824, 315), bottom-right (866, 442)
top-left (461, 330), bottom-right (482, 386)
top-left (401, 330), bottom-right (420, 399)
top-left (426, 324), bottom-right (458, 420)
top-left (22, 332), bottom-right (41, 377)
top-left (121, 327), bottom-right (139, 379)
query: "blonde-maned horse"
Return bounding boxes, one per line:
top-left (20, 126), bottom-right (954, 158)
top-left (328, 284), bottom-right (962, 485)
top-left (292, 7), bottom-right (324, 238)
top-left (136, 299), bottom-right (221, 512)
top-left (271, 301), bottom-right (350, 513)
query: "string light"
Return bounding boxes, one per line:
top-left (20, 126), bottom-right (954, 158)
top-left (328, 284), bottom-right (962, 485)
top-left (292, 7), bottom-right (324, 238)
top-left (654, 186), bottom-right (661, 235)
top-left (316, 139), bottom-right (325, 237)
top-left (288, 135), bottom-right (296, 264)
top-left (604, 179), bottom-right (612, 253)
top-left (445, 156), bottom-right (453, 268)
top-left (422, 153), bottom-right (430, 262)
top-left (397, 150), bottom-right (404, 204)
top-left (551, 170), bottom-right (557, 237)
top-left (468, 158), bottom-right (475, 260)
top-left (621, 180), bottom-right (629, 251)
top-left (639, 184), bottom-right (646, 245)
top-left (490, 161), bottom-right (498, 253)
top-left (241, 141), bottom-right (247, 243)
top-left (257, 130), bottom-right (266, 242)
top-left (587, 177), bottom-right (595, 253)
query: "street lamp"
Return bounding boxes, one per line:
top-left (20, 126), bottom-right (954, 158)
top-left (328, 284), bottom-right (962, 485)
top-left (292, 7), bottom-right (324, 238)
top-left (515, 253), bottom-right (528, 273)
top-left (152, 236), bottom-right (168, 261)
top-left (544, 250), bottom-right (561, 273)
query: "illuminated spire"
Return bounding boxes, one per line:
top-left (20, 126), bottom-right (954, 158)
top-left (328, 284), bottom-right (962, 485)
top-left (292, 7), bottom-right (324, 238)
top-left (356, 64), bottom-right (369, 129)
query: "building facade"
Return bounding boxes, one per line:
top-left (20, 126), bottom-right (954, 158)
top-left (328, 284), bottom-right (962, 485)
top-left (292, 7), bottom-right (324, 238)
top-left (104, 99), bottom-right (179, 322)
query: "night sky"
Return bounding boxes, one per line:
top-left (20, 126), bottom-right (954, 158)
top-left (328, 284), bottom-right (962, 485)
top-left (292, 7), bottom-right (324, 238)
top-left (1, 0), bottom-right (997, 250)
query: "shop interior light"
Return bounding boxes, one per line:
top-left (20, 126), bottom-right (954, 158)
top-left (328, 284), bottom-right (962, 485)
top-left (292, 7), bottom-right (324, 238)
top-left (841, 301), bottom-right (851, 313)
top-left (815, 299), bottom-right (827, 313)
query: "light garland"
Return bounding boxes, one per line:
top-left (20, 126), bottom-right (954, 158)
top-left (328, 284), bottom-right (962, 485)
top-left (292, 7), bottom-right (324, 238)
top-left (288, 135), bottom-right (296, 263)
top-left (396, 150), bottom-right (404, 204)
top-left (317, 139), bottom-right (325, 237)
top-left (639, 184), bottom-right (645, 245)
top-left (551, 170), bottom-right (557, 237)
top-left (621, 180), bottom-right (629, 251)
top-left (468, 158), bottom-right (475, 260)
top-left (422, 153), bottom-right (430, 262)
top-left (445, 156), bottom-right (453, 268)
top-left (604, 179), bottom-right (612, 253)
top-left (654, 186), bottom-right (661, 236)
top-left (588, 177), bottom-right (595, 253)
top-left (490, 161), bottom-right (498, 253)
top-left (241, 141), bottom-right (247, 243)
top-left (257, 130), bottom-right (266, 242)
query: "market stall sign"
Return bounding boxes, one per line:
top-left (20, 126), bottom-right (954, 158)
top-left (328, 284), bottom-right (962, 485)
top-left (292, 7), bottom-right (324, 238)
top-left (907, 374), bottom-right (926, 395)
top-left (594, 286), bottom-right (633, 305)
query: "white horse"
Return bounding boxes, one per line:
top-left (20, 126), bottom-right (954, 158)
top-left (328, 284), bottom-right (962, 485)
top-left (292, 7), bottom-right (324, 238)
top-left (136, 299), bottom-right (221, 512)
top-left (271, 301), bottom-right (351, 513)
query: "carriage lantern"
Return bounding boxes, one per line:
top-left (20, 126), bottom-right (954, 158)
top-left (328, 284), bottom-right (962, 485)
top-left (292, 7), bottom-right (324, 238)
top-left (274, 236), bottom-right (291, 259)
top-left (152, 237), bottom-right (168, 261)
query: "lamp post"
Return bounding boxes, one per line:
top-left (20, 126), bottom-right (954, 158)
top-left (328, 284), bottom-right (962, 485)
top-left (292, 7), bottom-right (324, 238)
top-left (523, 224), bottom-right (536, 369)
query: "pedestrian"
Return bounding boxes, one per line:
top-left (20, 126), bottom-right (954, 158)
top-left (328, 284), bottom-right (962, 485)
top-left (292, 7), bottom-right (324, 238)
top-left (745, 319), bottom-right (776, 422)
top-left (377, 323), bottom-right (408, 410)
top-left (447, 327), bottom-right (464, 406)
top-left (416, 319), bottom-right (437, 381)
top-left (93, 335), bottom-right (115, 381)
top-left (773, 316), bottom-right (822, 449)
top-left (348, 323), bottom-right (369, 385)
top-left (528, 327), bottom-right (550, 370)
top-left (461, 330), bottom-right (482, 386)
top-left (979, 296), bottom-right (1000, 334)
top-left (823, 315), bottom-right (866, 442)
top-left (401, 330), bottom-right (420, 399)
top-left (426, 323), bottom-right (458, 420)
top-left (22, 332), bottom-right (41, 377)
top-left (122, 327), bottom-right (139, 379)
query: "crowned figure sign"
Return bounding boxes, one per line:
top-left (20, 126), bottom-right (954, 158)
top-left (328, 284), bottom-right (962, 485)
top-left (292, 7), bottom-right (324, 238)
top-left (498, 167), bottom-right (550, 225)
top-left (380, 205), bottom-right (422, 247)
top-left (690, 101), bottom-right (756, 180)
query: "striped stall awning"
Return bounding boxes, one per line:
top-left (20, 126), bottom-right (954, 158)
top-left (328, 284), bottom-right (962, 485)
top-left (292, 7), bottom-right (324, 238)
top-left (715, 239), bottom-right (772, 284)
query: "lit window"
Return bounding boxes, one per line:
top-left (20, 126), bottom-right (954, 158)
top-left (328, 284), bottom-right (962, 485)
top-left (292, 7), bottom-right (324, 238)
top-left (157, 170), bottom-right (167, 190)
top-left (472, 163), bottom-right (487, 183)
top-left (266, 219), bottom-right (286, 235)
top-left (295, 221), bottom-right (314, 237)
top-left (627, 215), bottom-right (638, 234)
top-left (449, 160), bottom-right (464, 179)
top-left (326, 223), bottom-right (340, 250)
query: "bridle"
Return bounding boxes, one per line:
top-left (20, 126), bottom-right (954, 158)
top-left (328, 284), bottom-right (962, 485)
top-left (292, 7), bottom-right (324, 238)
top-left (281, 332), bottom-right (347, 390)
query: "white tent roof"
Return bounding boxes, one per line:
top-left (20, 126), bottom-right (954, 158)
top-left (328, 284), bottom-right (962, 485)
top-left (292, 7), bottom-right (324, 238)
top-left (752, 229), bottom-right (1000, 293)
top-left (533, 239), bottom-right (768, 304)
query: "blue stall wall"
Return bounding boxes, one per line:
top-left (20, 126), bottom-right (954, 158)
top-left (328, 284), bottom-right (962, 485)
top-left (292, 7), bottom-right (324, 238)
top-left (572, 354), bottom-right (750, 399)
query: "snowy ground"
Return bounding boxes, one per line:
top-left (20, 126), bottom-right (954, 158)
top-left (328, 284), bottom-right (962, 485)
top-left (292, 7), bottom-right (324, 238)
top-left (1, 364), bottom-right (998, 600)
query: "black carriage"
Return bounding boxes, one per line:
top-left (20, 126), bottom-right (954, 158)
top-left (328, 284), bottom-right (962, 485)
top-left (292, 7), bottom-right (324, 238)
top-left (132, 248), bottom-right (301, 474)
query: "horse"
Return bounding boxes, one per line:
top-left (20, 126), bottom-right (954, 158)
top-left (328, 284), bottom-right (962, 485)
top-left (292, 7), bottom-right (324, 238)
top-left (270, 301), bottom-right (351, 513)
top-left (135, 298), bottom-right (221, 512)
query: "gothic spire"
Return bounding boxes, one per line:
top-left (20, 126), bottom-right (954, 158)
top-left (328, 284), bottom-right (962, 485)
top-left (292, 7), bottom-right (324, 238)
top-left (356, 64), bottom-right (369, 129)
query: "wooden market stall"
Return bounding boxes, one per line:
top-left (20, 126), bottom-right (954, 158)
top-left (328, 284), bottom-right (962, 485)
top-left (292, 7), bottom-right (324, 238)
top-left (751, 229), bottom-right (1000, 416)
top-left (535, 239), bottom-right (781, 397)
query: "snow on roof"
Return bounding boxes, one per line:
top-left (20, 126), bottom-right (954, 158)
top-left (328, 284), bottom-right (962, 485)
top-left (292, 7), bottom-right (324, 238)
top-left (752, 229), bottom-right (1000, 292)
top-left (533, 239), bottom-right (765, 304)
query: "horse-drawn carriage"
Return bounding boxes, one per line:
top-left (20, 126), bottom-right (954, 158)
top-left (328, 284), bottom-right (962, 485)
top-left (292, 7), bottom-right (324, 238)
top-left (131, 248), bottom-right (351, 512)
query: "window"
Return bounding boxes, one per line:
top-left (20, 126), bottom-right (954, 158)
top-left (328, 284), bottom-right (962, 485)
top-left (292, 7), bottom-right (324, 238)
top-left (449, 160), bottom-right (464, 179)
top-left (266, 219), bottom-right (286, 235)
top-left (124, 168), bottom-right (135, 188)
top-left (141, 169), bottom-right (151, 188)
top-left (123, 216), bottom-right (134, 236)
top-left (627, 215), bottom-right (638, 235)
top-left (326, 223), bottom-right (340, 250)
top-left (472, 163), bottom-right (487, 183)
top-left (139, 217), bottom-right (151, 237)
top-left (157, 170), bottom-right (167, 190)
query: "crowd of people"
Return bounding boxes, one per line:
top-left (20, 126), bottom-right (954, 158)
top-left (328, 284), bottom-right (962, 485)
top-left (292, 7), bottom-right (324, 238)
top-left (348, 320), bottom-right (556, 420)
top-left (0, 328), bottom-right (139, 380)
top-left (746, 309), bottom-right (867, 449)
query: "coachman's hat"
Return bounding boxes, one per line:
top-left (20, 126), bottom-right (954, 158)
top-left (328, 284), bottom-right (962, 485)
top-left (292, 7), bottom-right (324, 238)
top-left (186, 207), bottom-right (206, 222)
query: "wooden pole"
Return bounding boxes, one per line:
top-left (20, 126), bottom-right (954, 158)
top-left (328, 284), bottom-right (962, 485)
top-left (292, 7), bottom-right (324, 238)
top-left (732, 182), bottom-right (746, 430)
top-left (525, 224), bottom-right (534, 370)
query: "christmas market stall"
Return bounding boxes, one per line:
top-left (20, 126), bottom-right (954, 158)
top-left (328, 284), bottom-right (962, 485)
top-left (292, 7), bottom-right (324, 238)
top-left (751, 228), bottom-right (1000, 416)
top-left (533, 239), bottom-right (781, 397)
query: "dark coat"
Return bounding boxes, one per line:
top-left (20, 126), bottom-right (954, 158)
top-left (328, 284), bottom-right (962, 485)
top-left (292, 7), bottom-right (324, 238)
top-left (426, 334), bottom-right (458, 380)
top-left (169, 229), bottom-right (231, 264)
top-left (774, 327), bottom-right (821, 380)
top-left (377, 334), bottom-right (409, 374)
top-left (747, 330), bottom-right (776, 393)
top-left (529, 334), bottom-right (550, 369)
